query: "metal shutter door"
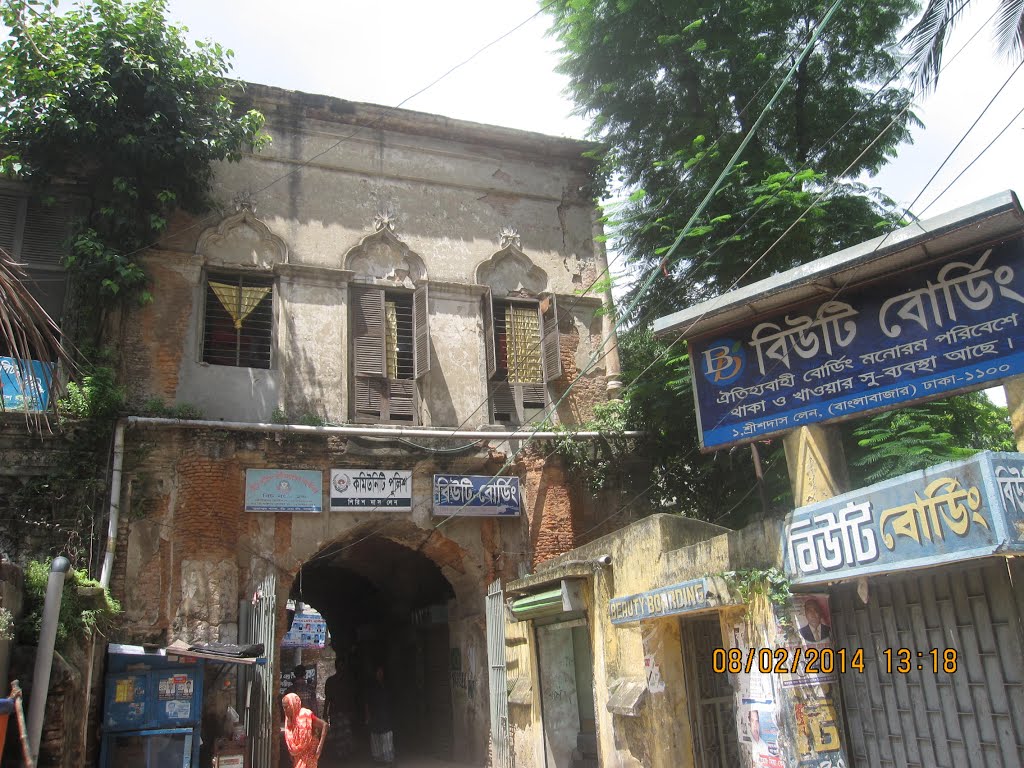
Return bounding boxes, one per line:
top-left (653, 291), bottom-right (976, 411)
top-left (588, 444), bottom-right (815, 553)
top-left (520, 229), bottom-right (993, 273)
top-left (831, 561), bottom-right (1024, 767)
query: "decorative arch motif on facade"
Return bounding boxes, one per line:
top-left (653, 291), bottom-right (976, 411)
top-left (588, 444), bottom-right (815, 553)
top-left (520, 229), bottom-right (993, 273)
top-left (475, 243), bottom-right (549, 297)
top-left (196, 205), bottom-right (288, 269)
top-left (343, 227), bottom-right (427, 287)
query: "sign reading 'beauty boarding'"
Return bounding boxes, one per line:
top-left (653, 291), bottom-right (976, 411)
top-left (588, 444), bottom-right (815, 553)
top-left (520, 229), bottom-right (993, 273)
top-left (689, 239), bottom-right (1024, 450)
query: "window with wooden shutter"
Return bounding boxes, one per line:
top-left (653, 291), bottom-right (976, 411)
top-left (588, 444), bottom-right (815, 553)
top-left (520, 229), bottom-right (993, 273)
top-left (201, 272), bottom-right (274, 369)
top-left (488, 298), bottom-right (549, 425)
top-left (350, 284), bottom-right (427, 424)
top-left (0, 192), bottom-right (70, 358)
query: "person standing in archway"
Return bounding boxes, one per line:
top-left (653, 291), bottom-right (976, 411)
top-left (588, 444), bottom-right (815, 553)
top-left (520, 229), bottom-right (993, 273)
top-left (365, 665), bottom-right (395, 765)
top-left (282, 692), bottom-right (328, 768)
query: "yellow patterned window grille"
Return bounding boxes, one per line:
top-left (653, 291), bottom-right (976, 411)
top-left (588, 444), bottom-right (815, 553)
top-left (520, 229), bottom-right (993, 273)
top-left (209, 281), bottom-right (271, 329)
top-left (385, 300), bottom-right (399, 379)
top-left (505, 303), bottom-right (542, 383)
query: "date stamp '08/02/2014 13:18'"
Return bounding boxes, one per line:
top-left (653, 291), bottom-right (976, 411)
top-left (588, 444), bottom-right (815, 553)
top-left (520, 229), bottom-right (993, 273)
top-left (712, 647), bottom-right (960, 675)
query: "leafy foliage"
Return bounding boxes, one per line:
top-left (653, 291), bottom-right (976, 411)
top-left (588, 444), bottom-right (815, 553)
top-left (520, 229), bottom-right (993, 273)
top-left (722, 567), bottom-right (792, 642)
top-left (553, 399), bottom-right (635, 492)
top-left (847, 391), bottom-right (1015, 484)
top-left (0, 0), bottom-right (268, 307)
top-left (619, 328), bottom-right (792, 524)
top-left (548, 0), bottom-right (918, 314)
top-left (18, 560), bottom-right (121, 650)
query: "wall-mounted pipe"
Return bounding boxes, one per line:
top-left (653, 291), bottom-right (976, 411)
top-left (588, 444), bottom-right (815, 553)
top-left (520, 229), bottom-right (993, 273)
top-left (99, 421), bottom-right (125, 590)
top-left (27, 556), bottom-right (70, 764)
top-left (121, 415), bottom-right (643, 441)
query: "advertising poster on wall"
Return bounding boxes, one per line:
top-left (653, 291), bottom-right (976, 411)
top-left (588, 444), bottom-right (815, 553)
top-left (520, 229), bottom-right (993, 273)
top-left (281, 609), bottom-right (328, 649)
top-left (740, 705), bottom-right (783, 768)
top-left (778, 595), bottom-right (838, 689)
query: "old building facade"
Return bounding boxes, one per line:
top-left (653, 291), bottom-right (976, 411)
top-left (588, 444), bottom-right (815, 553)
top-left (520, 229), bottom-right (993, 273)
top-left (99, 84), bottom-right (621, 766)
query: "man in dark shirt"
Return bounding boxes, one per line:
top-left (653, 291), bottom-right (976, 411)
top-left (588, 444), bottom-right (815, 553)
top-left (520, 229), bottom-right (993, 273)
top-left (365, 666), bottom-right (394, 765)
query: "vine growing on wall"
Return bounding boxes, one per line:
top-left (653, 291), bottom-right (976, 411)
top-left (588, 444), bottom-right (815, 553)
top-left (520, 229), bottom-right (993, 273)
top-left (0, 0), bottom-right (269, 318)
top-left (17, 560), bottom-right (121, 650)
top-left (722, 567), bottom-right (791, 644)
top-left (552, 399), bottom-right (636, 492)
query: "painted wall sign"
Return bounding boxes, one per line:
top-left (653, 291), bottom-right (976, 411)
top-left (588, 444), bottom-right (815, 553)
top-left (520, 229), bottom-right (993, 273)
top-left (609, 577), bottom-right (712, 624)
top-left (432, 474), bottom-right (521, 517)
top-left (244, 469), bottom-right (323, 512)
top-left (1, 356), bottom-right (54, 412)
top-left (784, 451), bottom-right (1024, 585)
top-left (689, 239), bottom-right (1024, 449)
top-left (329, 469), bottom-right (412, 511)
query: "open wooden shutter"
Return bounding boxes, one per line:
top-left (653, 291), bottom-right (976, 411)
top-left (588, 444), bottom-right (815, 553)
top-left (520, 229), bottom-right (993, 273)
top-left (540, 293), bottom-right (561, 382)
top-left (490, 381), bottom-right (517, 423)
top-left (351, 285), bottom-right (386, 378)
top-left (354, 377), bottom-right (385, 420)
top-left (482, 288), bottom-right (496, 380)
top-left (413, 283), bottom-right (430, 379)
top-left (387, 379), bottom-right (417, 421)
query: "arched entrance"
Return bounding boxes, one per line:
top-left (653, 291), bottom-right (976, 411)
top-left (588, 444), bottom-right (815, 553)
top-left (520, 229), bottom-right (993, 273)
top-left (285, 533), bottom-right (457, 766)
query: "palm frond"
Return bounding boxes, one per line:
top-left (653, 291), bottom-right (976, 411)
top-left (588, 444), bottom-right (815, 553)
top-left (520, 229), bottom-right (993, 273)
top-left (995, 0), bottom-right (1024, 59)
top-left (0, 247), bottom-right (77, 431)
top-left (902, 0), bottom-right (972, 92)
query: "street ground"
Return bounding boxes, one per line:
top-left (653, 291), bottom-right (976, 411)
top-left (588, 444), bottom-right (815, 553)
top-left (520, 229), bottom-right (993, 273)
top-left (319, 757), bottom-right (482, 768)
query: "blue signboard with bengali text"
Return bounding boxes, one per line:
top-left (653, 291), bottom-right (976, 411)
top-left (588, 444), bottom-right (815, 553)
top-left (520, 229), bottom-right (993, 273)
top-left (244, 469), bottom-right (323, 512)
top-left (1, 357), bottom-right (54, 412)
top-left (690, 239), bottom-right (1024, 449)
top-left (783, 451), bottom-right (1024, 586)
top-left (432, 474), bottom-right (521, 517)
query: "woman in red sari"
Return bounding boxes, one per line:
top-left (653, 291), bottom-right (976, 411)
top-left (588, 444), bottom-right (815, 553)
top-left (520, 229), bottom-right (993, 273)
top-left (282, 692), bottom-right (328, 768)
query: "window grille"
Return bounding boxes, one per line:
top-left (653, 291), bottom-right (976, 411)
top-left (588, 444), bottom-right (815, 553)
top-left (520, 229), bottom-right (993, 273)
top-left (202, 272), bottom-right (274, 369)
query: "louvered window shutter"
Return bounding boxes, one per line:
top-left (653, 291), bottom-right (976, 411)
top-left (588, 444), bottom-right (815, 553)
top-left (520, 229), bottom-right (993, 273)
top-left (490, 381), bottom-right (518, 423)
top-left (387, 379), bottom-right (417, 421)
top-left (352, 285), bottom-right (386, 378)
top-left (482, 289), bottom-right (497, 380)
top-left (21, 198), bottom-right (69, 267)
top-left (0, 195), bottom-right (22, 255)
top-left (540, 293), bottom-right (561, 382)
top-left (354, 377), bottom-right (385, 420)
top-left (413, 283), bottom-right (430, 379)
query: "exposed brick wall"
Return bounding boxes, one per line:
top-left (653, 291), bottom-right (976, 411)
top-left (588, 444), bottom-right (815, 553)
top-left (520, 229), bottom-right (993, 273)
top-left (120, 253), bottom-right (195, 405)
top-left (519, 449), bottom-right (581, 568)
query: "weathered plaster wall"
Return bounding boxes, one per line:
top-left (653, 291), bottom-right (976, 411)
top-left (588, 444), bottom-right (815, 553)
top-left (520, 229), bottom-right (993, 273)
top-left (508, 515), bottom-right (733, 768)
top-left (120, 85), bottom-right (612, 427)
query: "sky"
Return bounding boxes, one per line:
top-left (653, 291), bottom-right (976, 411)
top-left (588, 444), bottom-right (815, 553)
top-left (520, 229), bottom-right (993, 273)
top-left (161, 0), bottom-right (1024, 220)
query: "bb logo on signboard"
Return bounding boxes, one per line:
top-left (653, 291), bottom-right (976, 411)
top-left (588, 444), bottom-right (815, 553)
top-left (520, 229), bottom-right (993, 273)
top-left (701, 338), bottom-right (746, 385)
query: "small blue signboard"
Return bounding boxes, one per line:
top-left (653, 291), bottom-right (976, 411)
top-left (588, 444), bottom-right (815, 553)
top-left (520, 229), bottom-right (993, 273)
top-left (1, 356), bottom-right (54, 412)
top-left (244, 469), bottom-right (323, 512)
top-left (689, 239), bottom-right (1024, 449)
top-left (432, 474), bottom-right (521, 517)
top-left (784, 451), bottom-right (1024, 585)
top-left (609, 578), bottom-right (712, 625)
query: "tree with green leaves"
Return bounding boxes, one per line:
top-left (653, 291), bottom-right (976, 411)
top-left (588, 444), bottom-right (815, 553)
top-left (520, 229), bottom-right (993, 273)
top-left (547, 0), bottom-right (1011, 523)
top-left (548, 0), bottom-right (919, 315)
top-left (0, 0), bottom-right (266, 564)
top-left (0, 0), bottom-right (267, 317)
top-left (847, 391), bottom-right (1015, 484)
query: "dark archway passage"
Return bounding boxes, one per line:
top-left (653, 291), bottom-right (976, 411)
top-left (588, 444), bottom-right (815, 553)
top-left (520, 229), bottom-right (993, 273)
top-left (291, 535), bottom-right (456, 766)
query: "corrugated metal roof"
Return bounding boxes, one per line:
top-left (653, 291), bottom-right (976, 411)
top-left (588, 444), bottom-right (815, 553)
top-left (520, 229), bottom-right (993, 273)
top-left (653, 190), bottom-right (1024, 340)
